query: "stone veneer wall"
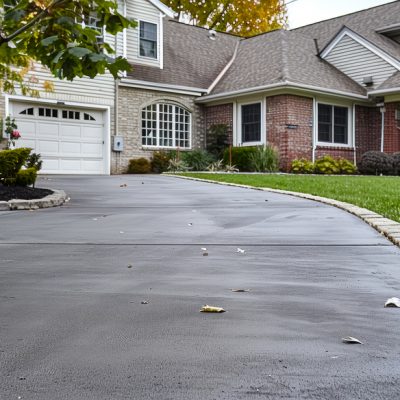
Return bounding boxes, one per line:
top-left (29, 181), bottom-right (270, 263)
top-left (266, 95), bottom-right (313, 171)
top-left (115, 86), bottom-right (205, 174)
top-left (205, 103), bottom-right (234, 145)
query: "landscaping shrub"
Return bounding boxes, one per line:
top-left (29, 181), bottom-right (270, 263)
top-left (249, 146), bottom-right (279, 172)
top-left (291, 159), bottom-right (315, 174)
top-left (0, 147), bottom-right (32, 185)
top-left (206, 124), bottom-right (230, 158)
top-left (314, 156), bottom-right (341, 175)
top-left (151, 151), bottom-right (172, 173)
top-left (16, 167), bottom-right (37, 187)
top-left (127, 158), bottom-right (151, 174)
top-left (337, 157), bottom-right (357, 175)
top-left (392, 152), bottom-right (400, 176)
top-left (181, 149), bottom-right (215, 171)
top-left (358, 151), bottom-right (394, 175)
top-left (167, 158), bottom-right (190, 172)
top-left (223, 146), bottom-right (258, 172)
top-left (25, 152), bottom-right (43, 171)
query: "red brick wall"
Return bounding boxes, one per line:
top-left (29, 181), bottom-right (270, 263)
top-left (266, 95), bottom-right (313, 171)
top-left (315, 147), bottom-right (354, 162)
top-left (205, 103), bottom-right (233, 145)
top-left (384, 102), bottom-right (400, 154)
top-left (355, 105), bottom-right (381, 162)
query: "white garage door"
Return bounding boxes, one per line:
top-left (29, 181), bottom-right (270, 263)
top-left (12, 102), bottom-right (107, 174)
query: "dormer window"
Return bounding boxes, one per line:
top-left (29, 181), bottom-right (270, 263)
top-left (140, 21), bottom-right (158, 59)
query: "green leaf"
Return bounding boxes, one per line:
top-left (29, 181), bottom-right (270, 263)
top-left (41, 36), bottom-right (58, 47)
top-left (68, 47), bottom-right (92, 58)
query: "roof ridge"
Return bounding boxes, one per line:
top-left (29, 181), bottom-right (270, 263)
top-left (291, 0), bottom-right (399, 31)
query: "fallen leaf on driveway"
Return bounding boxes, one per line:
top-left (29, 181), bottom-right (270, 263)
top-left (200, 305), bottom-right (226, 313)
top-left (127, 265), bottom-right (133, 269)
top-left (384, 297), bottom-right (400, 307)
top-left (342, 336), bottom-right (363, 344)
top-left (188, 223), bottom-right (193, 226)
top-left (141, 300), bottom-right (149, 305)
top-left (237, 248), bottom-right (246, 254)
top-left (231, 289), bottom-right (250, 292)
top-left (120, 184), bottom-right (127, 188)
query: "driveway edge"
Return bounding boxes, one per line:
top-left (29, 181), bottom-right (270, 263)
top-left (170, 174), bottom-right (400, 247)
top-left (0, 189), bottom-right (69, 211)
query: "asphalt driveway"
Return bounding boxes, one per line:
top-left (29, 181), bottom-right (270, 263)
top-left (1, 175), bottom-right (400, 399)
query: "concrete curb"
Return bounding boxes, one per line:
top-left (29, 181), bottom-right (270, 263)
top-left (170, 174), bottom-right (400, 248)
top-left (0, 189), bottom-right (69, 211)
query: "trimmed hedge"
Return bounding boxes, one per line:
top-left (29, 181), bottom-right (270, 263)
top-left (358, 151), bottom-right (393, 175)
top-left (127, 158), bottom-right (151, 174)
top-left (16, 167), bottom-right (37, 186)
top-left (0, 147), bottom-right (32, 186)
top-left (151, 151), bottom-right (171, 173)
top-left (392, 152), bottom-right (400, 176)
top-left (291, 156), bottom-right (357, 175)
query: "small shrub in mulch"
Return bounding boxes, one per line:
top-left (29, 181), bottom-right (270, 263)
top-left (0, 184), bottom-right (52, 202)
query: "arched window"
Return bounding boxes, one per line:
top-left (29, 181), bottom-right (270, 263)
top-left (142, 103), bottom-right (191, 148)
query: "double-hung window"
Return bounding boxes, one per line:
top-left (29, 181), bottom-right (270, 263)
top-left (241, 103), bottom-right (261, 143)
top-left (318, 104), bottom-right (349, 145)
top-left (142, 103), bottom-right (191, 148)
top-left (140, 21), bottom-right (158, 59)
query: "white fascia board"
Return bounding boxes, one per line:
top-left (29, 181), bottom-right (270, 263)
top-left (197, 81), bottom-right (368, 103)
top-left (147, 0), bottom-right (175, 18)
top-left (119, 79), bottom-right (206, 96)
top-left (369, 87), bottom-right (400, 95)
top-left (320, 27), bottom-right (400, 71)
top-left (6, 94), bottom-right (111, 110)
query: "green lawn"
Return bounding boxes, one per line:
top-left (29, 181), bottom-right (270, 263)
top-left (178, 173), bottom-right (400, 223)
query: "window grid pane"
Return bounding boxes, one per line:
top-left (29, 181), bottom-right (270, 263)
top-left (242, 103), bottom-right (261, 143)
top-left (334, 106), bottom-right (348, 144)
top-left (141, 103), bottom-right (191, 149)
top-left (318, 104), bottom-right (349, 144)
top-left (140, 21), bottom-right (157, 59)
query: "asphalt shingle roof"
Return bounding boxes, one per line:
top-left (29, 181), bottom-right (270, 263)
top-left (127, 19), bottom-right (239, 90)
top-left (129, 1), bottom-right (400, 98)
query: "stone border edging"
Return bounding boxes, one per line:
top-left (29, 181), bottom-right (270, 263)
top-left (0, 189), bottom-right (69, 211)
top-left (170, 174), bottom-right (400, 248)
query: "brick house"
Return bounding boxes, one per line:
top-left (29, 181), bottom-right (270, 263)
top-left (2, 0), bottom-right (400, 173)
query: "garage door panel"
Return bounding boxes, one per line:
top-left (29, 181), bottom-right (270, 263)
top-left (81, 143), bottom-right (103, 157)
top-left (12, 101), bottom-right (106, 174)
top-left (60, 141), bottom-right (82, 155)
top-left (17, 121), bottom-right (36, 137)
top-left (42, 159), bottom-right (60, 171)
top-left (37, 122), bottom-right (59, 137)
top-left (37, 140), bottom-right (59, 154)
top-left (82, 159), bottom-right (104, 172)
top-left (60, 124), bottom-right (81, 139)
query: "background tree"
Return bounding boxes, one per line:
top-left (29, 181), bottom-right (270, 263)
top-left (0, 0), bottom-right (136, 95)
top-left (162, 0), bottom-right (287, 37)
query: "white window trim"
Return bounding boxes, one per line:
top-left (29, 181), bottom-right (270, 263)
top-left (316, 102), bottom-right (353, 148)
top-left (138, 19), bottom-right (159, 61)
top-left (141, 103), bottom-right (192, 150)
top-left (235, 100), bottom-right (266, 146)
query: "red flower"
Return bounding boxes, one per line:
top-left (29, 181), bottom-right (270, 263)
top-left (11, 130), bottom-right (21, 139)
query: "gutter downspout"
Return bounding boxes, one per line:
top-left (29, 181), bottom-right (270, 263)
top-left (353, 104), bottom-right (356, 165)
top-left (380, 104), bottom-right (386, 152)
top-left (312, 97), bottom-right (317, 162)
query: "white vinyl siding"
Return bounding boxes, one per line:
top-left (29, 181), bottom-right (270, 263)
top-left (125, 0), bottom-right (161, 68)
top-left (324, 35), bottom-right (397, 88)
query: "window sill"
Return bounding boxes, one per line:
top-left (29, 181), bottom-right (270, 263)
top-left (142, 146), bottom-right (192, 151)
top-left (316, 144), bottom-right (354, 150)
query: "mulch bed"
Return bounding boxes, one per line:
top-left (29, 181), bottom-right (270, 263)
top-left (0, 184), bottom-right (53, 202)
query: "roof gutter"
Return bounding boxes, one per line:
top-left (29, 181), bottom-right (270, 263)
top-left (206, 40), bottom-right (240, 95)
top-left (369, 87), bottom-right (400, 95)
top-left (119, 79), bottom-right (206, 96)
top-left (196, 81), bottom-right (369, 103)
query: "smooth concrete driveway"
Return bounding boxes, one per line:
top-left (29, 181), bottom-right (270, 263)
top-left (1, 175), bottom-right (400, 400)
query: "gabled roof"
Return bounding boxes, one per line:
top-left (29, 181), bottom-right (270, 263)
top-left (128, 1), bottom-right (400, 100)
top-left (127, 19), bottom-right (239, 91)
top-left (377, 70), bottom-right (400, 90)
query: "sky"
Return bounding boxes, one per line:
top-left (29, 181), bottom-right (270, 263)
top-left (287, 0), bottom-right (396, 29)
